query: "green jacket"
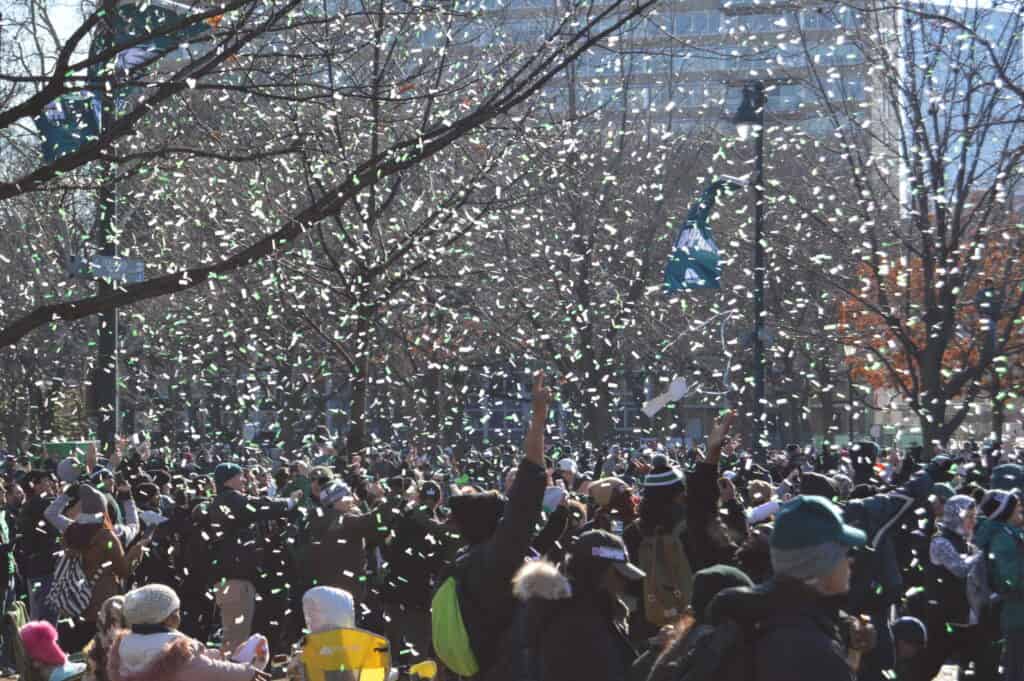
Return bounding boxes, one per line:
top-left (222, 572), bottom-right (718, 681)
top-left (975, 517), bottom-right (1024, 632)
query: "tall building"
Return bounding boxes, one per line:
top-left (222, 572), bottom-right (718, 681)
top-left (506, 0), bottom-right (873, 132)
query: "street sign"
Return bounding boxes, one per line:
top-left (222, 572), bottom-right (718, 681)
top-left (67, 255), bottom-right (145, 283)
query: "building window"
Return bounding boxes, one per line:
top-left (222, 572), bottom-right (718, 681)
top-left (810, 43), bottom-right (864, 66)
top-left (674, 10), bottom-right (721, 35)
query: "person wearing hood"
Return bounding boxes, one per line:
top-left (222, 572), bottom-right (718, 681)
top-left (973, 489), bottom-right (1024, 681)
top-left (708, 495), bottom-right (877, 681)
top-left (107, 584), bottom-right (268, 681)
top-left (441, 372), bottom-right (548, 681)
top-left (286, 586), bottom-right (357, 681)
top-left (914, 494), bottom-right (993, 679)
top-left (512, 530), bottom-right (643, 681)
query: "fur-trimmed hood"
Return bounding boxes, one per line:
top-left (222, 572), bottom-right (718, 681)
top-left (107, 631), bottom-right (195, 681)
top-left (512, 560), bottom-right (571, 602)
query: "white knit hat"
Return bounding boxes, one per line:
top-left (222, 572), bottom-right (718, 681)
top-left (123, 585), bottom-right (180, 626)
top-left (303, 587), bottom-right (355, 634)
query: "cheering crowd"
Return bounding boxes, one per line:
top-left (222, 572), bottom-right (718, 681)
top-left (0, 371), bottom-right (1021, 680)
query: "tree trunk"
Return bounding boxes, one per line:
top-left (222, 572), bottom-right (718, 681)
top-left (582, 378), bottom-right (613, 448)
top-left (346, 357), bottom-right (370, 454)
top-left (442, 371), bottom-right (466, 452)
top-left (991, 371), bottom-right (1006, 449)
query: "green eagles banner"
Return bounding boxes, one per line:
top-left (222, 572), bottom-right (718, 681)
top-left (33, 0), bottom-right (213, 163)
top-left (664, 179), bottom-right (735, 291)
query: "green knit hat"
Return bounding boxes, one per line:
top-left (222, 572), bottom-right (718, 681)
top-left (643, 464), bottom-right (685, 489)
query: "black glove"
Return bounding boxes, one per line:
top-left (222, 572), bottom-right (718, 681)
top-left (926, 455), bottom-right (954, 483)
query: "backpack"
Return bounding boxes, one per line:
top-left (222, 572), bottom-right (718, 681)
top-left (665, 612), bottom-right (834, 681)
top-left (45, 550), bottom-right (103, 619)
top-left (638, 521), bottom-right (693, 626)
top-left (431, 556), bottom-right (480, 677)
top-left (653, 620), bottom-right (752, 681)
top-left (968, 529), bottom-right (1012, 620)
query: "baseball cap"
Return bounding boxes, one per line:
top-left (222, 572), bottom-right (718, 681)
top-left (558, 458), bottom-right (578, 475)
top-left (570, 530), bottom-right (645, 581)
top-left (770, 495), bottom-right (867, 551)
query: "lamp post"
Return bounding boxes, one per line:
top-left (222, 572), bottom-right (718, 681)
top-left (734, 81), bottom-right (767, 454)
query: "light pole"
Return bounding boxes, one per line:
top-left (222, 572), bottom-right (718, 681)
top-left (734, 81), bottom-right (767, 454)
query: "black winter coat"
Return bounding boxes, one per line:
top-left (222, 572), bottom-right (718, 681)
top-left (207, 488), bottom-right (294, 582)
top-left (16, 493), bottom-right (61, 578)
top-left (512, 560), bottom-right (637, 681)
top-left (457, 458), bottom-right (546, 681)
top-left (709, 578), bottom-right (855, 681)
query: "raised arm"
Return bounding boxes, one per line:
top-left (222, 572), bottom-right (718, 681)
top-left (487, 372), bottom-right (550, 569)
top-left (43, 493), bottom-right (73, 534)
top-left (524, 371), bottom-right (550, 468)
top-left (705, 411), bottom-right (736, 469)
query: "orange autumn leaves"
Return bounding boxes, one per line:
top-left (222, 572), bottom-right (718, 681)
top-left (839, 247), bottom-right (1024, 393)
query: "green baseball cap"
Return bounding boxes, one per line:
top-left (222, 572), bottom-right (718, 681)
top-left (771, 495), bottom-right (867, 551)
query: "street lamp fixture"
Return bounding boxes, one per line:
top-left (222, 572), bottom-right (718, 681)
top-left (733, 83), bottom-right (764, 141)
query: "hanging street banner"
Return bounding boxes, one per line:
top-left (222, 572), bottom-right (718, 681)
top-left (664, 178), bottom-right (742, 291)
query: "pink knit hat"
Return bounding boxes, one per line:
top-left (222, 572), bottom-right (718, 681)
top-left (20, 621), bottom-right (67, 666)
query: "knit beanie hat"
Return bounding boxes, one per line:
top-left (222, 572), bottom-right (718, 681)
top-left (214, 462), bottom-right (243, 491)
top-left (57, 457), bottom-right (80, 484)
top-left (19, 621), bottom-right (66, 666)
top-left (77, 484), bottom-right (107, 523)
top-left (303, 586), bottom-right (355, 634)
top-left (690, 565), bottom-right (754, 622)
top-left (643, 459), bottom-right (685, 490)
top-left (123, 584), bottom-right (181, 626)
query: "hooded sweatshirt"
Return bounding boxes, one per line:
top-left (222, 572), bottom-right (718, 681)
top-left (973, 516), bottom-right (1024, 633)
top-left (928, 494), bottom-right (978, 625)
top-left (511, 560), bottom-right (635, 681)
